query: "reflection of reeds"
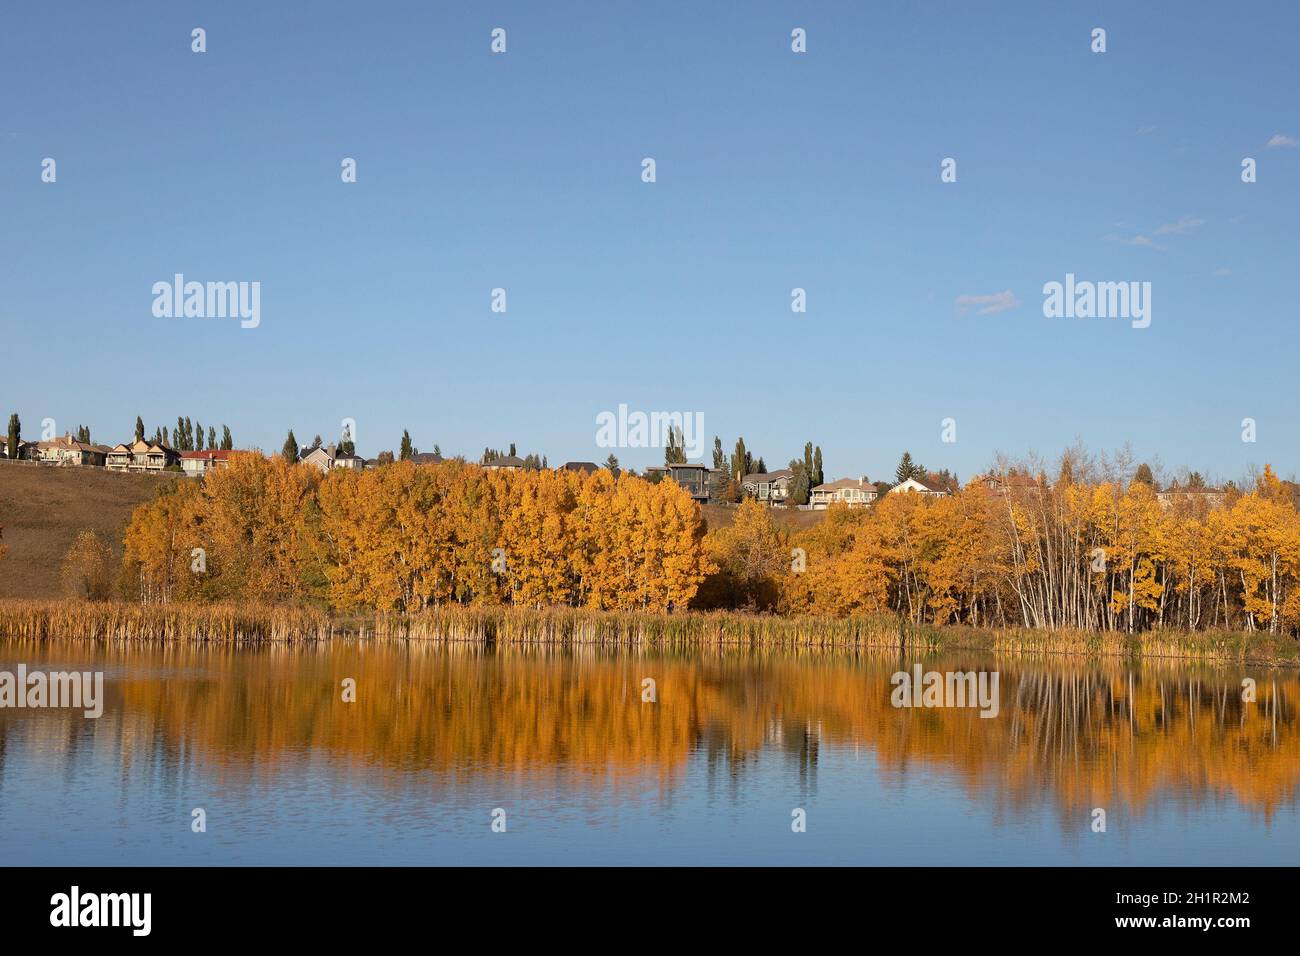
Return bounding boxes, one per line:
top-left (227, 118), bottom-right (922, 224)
top-left (1, 599), bottom-right (1297, 664)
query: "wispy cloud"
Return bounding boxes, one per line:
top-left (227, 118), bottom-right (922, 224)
top-left (1105, 232), bottom-right (1163, 249)
top-left (1105, 216), bottom-right (1204, 250)
top-left (1266, 133), bottom-right (1299, 148)
top-left (1153, 216), bottom-right (1205, 235)
top-left (955, 290), bottom-right (1018, 315)
top-left (1212, 267), bottom-right (1231, 277)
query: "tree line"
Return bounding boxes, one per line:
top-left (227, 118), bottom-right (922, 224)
top-left (121, 454), bottom-right (710, 613)
top-left (58, 439), bottom-right (1300, 637)
top-left (704, 462), bottom-right (1300, 634)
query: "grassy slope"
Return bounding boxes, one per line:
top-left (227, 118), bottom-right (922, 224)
top-left (0, 463), bottom-right (172, 598)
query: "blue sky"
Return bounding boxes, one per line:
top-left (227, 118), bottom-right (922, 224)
top-left (2, 1), bottom-right (1297, 484)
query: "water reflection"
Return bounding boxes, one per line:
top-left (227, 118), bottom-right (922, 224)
top-left (1, 638), bottom-right (1295, 830)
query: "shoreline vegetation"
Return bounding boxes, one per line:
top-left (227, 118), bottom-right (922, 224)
top-left (7, 450), bottom-right (1300, 665)
top-left (2, 600), bottom-right (1299, 666)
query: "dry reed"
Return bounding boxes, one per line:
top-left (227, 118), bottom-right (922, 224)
top-left (1, 599), bottom-right (1296, 664)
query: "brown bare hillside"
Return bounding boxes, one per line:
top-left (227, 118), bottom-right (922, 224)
top-left (0, 463), bottom-right (175, 598)
top-left (700, 502), bottom-right (825, 533)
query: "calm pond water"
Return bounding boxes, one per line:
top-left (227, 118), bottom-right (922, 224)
top-left (0, 637), bottom-right (1296, 866)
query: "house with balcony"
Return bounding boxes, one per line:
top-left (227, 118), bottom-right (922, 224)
top-left (32, 433), bottom-right (108, 467)
top-left (105, 438), bottom-right (179, 472)
top-left (180, 449), bottom-right (241, 477)
top-left (644, 463), bottom-right (713, 502)
top-left (810, 476), bottom-right (877, 508)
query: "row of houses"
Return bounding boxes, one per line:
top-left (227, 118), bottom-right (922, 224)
top-left (0, 434), bottom-right (604, 480)
top-left (638, 463), bottom-right (957, 507)
top-left (4, 435), bottom-right (1234, 509)
top-left (1, 433), bottom-right (241, 476)
top-left (736, 468), bottom-right (953, 508)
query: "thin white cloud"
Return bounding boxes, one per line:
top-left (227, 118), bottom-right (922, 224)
top-left (1105, 216), bottom-right (1204, 250)
top-left (1153, 216), bottom-right (1205, 235)
top-left (1266, 133), bottom-right (1299, 148)
top-left (1105, 232), bottom-right (1164, 250)
top-left (955, 290), bottom-right (1019, 315)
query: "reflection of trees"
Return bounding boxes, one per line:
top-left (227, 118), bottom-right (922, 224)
top-left (0, 639), bottom-right (1296, 825)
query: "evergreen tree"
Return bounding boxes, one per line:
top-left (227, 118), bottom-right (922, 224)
top-left (134, 416), bottom-right (145, 442)
top-left (400, 431), bottom-right (413, 461)
top-left (1133, 462), bottom-right (1155, 487)
top-left (221, 425), bottom-right (233, 450)
top-left (755, 456), bottom-right (767, 473)
top-left (208, 426), bottom-right (217, 450)
top-left (813, 446), bottom-right (824, 486)
top-left (433, 444), bottom-right (441, 457)
top-left (712, 437), bottom-right (725, 470)
top-left (6, 414), bottom-right (19, 459)
top-left (895, 451), bottom-right (925, 484)
top-left (605, 453), bottom-right (620, 477)
top-left (283, 429), bottom-right (299, 462)
top-left (509, 442), bottom-right (517, 457)
top-left (340, 423), bottom-right (355, 456)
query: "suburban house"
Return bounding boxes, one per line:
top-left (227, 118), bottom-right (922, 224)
top-left (644, 463), bottom-right (713, 502)
top-left (483, 455), bottom-right (526, 471)
top-left (561, 461), bottom-right (599, 475)
top-left (31, 433), bottom-right (108, 467)
top-left (890, 477), bottom-right (949, 497)
top-left (973, 472), bottom-right (1042, 496)
top-left (105, 438), bottom-right (180, 472)
top-left (743, 468), bottom-right (793, 503)
top-left (1156, 486), bottom-right (1228, 510)
top-left (180, 449), bottom-right (239, 477)
top-left (300, 444), bottom-right (366, 473)
top-left (810, 477), bottom-right (877, 508)
top-left (411, 452), bottom-right (444, 465)
top-left (0, 439), bottom-right (37, 460)
top-left (333, 448), bottom-right (365, 470)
